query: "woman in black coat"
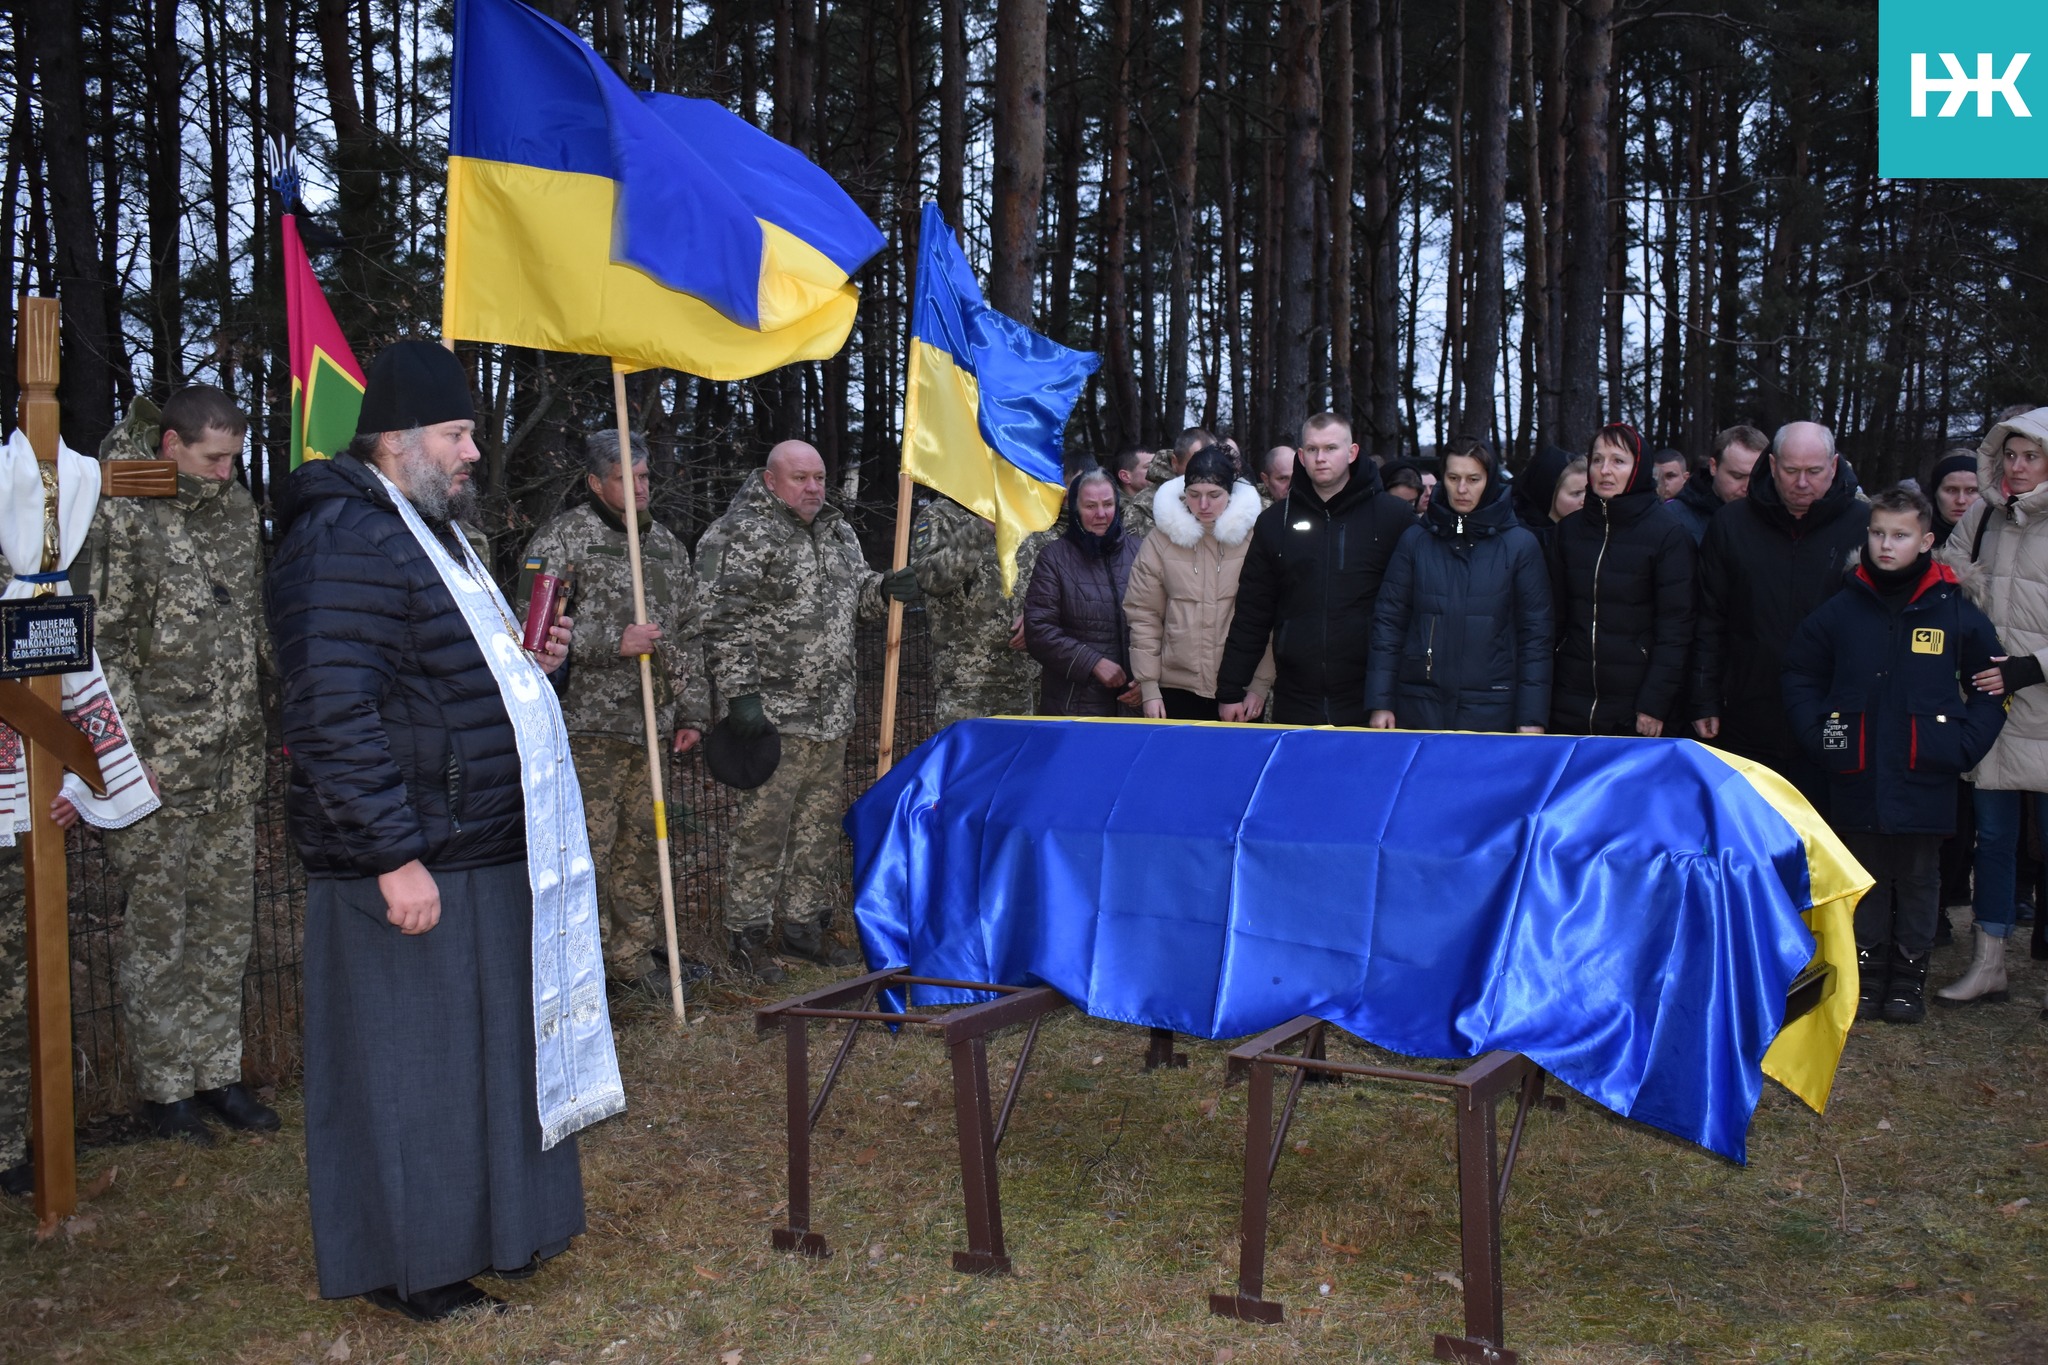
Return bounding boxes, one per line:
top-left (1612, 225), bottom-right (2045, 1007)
top-left (1367, 440), bottom-right (1553, 733)
top-left (1548, 422), bottom-right (1697, 736)
top-left (1024, 467), bottom-right (1143, 716)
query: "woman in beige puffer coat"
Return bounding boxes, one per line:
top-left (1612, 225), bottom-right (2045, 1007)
top-left (1123, 449), bottom-right (1275, 721)
top-left (1935, 406), bottom-right (2048, 1010)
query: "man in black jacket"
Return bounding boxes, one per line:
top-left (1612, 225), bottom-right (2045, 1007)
top-left (267, 342), bottom-right (593, 1323)
top-left (1693, 420), bottom-right (1870, 815)
top-left (1215, 412), bottom-right (1416, 726)
top-left (1668, 424), bottom-right (1765, 544)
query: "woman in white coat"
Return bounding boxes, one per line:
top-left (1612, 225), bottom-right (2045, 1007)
top-left (1936, 406), bottom-right (2048, 1010)
top-left (1123, 447), bottom-right (1275, 720)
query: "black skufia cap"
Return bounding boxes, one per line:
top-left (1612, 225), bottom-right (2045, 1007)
top-left (704, 718), bottom-right (782, 790)
top-left (355, 340), bottom-right (476, 436)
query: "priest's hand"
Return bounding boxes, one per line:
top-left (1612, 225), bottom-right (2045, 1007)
top-left (51, 795), bottom-right (80, 830)
top-left (379, 860), bottom-right (442, 935)
top-left (536, 614), bottom-right (574, 676)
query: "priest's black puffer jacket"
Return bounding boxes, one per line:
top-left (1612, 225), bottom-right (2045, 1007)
top-left (266, 453), bottom-right (526, 877)
top-left (1547, 457), bottom-right (1697, 735)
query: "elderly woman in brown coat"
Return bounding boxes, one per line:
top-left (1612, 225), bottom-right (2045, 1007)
top-left (1936, 406), bottom-right (2048, 1010)
top-left (1024, 467), bottom-right (1143, 716)
top-left (1123, 447), bottom-right (1275, 720)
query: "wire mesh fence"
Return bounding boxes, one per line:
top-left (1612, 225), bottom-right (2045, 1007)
top-left (61, 606), bottom-right (939, 1123)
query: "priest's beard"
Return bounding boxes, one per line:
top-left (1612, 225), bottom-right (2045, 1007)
top-left (395, 433), bottom-right (480, 524)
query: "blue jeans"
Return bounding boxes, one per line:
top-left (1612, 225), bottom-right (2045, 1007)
top-left (1971, 788), bottom-right (2048, 938)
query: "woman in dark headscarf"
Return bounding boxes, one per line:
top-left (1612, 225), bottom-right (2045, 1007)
top-left (1024, 467), bottom-right (1143, 716)
top-left (1512, 444), bottom-right (1587, 555)
top-left (1929, 449), bottom-right (1982, 549)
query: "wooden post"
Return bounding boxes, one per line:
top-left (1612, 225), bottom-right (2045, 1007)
top-left (15, 296), bottom-right (76, 1232)
top-left (610, 366), bottom-right (686, 1023)
top-left (874, 470), bottom-right (916, 780)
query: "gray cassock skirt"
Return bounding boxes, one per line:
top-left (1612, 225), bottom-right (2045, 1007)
top-left (303, 859), bottom-right (586, 1299)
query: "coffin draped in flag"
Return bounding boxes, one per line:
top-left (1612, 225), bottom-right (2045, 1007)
top-left (845, 719), bottom-right (1870, 1163)
top-left (902, 204), bottom-right (1100, 594)
top-left (443, 0), bottom-right (884, 378)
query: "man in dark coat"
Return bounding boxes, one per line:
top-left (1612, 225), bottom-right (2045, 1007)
top-left (1215, 413), bottom-right (1417, 725)
top-left (267, 342), bottom-right (599, 1322)
top-left (1668, 425), bottom-right (1766, 544)
top-left (1693, 420), bottom-right (1871, 815)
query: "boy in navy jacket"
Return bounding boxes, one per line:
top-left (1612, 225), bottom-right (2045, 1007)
top-left (1784, 486), bottom-right (2007, 1023)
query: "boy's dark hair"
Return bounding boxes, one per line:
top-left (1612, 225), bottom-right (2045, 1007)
top-left (160, 384), bottom-right (248, 447)
top-left (1871, 484), bottom-right (1935, 531)
top-left (1383, 464), bottom-right (1425, 494)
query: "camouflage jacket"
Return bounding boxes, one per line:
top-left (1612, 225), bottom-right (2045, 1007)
top-left (520, 502), bottom-right (712, 742)
top-left (89, 474), bottom-right (267, 813)
top-left (1146, 449), bottom-right (1175, 485)
top-left (911, 499), bottom-right (1045, 711)
top-left (1122, 486), bottom-right (1156, 541)
top-left (696, 471), bottom-right (884, 741)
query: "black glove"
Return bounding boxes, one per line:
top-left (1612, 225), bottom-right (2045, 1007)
top-left (2000, 654), bottom-right (2047, 694)
top-left (726, 693), bottom-right (771, 738)
top-left (879, 566), bottom-right (923, 603)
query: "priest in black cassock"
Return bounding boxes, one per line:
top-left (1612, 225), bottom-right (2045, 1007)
top-left (267, 341), bottom-right (626, 1321)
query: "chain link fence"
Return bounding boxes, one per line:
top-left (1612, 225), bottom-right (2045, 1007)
top-left (62, 608), bottom-right (939, 1123)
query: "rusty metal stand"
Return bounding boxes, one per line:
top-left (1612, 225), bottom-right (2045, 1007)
top-left (1207, 1016), bottom-right (1545, 1365)
top-left (755, 968), bottom-right (1068, 1272)
top-left (1143, 1026), bottom-right (1187, 1070)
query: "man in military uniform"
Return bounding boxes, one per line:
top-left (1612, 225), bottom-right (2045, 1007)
top-left (910, 498), bottom-right (1045, 725)
top-left (697, 440), bottom-right (920, 983)
top-left (1110, 447), bottom-right (1155, 540)
top-left (520, 430), bottom-right (712, 999)
top-left (88, 386), bottom-right (276, 1144)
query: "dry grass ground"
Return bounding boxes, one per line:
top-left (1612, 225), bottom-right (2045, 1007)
top-left (5, 934), bottom-right (2047, 1365)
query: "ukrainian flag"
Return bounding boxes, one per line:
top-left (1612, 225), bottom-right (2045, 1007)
top-left (443, 0), bottom-right (884, 378)
top-left (902, 204), bottom-right (1101, 593)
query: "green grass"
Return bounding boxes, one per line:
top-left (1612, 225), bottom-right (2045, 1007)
top-left (5, 936), bottom-right (2047, 1363)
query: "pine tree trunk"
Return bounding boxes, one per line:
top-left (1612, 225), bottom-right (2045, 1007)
top-left (1516, 0), bottom-right (1552, 456)
top-left (1273, 0), bottom-right (1321, 442)
top-left (1459, 0), bottom-right (1510, 444)
top-left (1166, 0), bottom-right (1203, 434)
top-left (1359, 0), bottom-right (1401, 460)
top-left (1216, 0), bottom-right (1246, 438)
top-left (989, 0), bottom-right (1047, 323)
top-left (1558, 0), bottom-right (1613, 446)
top-left (1327, 0), bottom-right (1354, 422)
top-left (1102, 0), bottom-right (1138, 447)
top-left (939, 0), bottom-right (966, 227)
top-left (147, 0), bottom-right (183, 392)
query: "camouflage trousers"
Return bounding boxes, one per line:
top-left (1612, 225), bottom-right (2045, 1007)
top-left (725, 734), bottom-right (846, 934)
top-left (102, 804), bottom-right (254, 1104)
top-left (933, 675), bottom-right (1036, 729)
top-left (572, 734), bottom-right (672, 980)
top-left (0, 847), bottom-right (24, 1168)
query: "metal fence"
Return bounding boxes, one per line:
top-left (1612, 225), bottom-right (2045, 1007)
top-left (62, 609), bottom-right (939, 1122)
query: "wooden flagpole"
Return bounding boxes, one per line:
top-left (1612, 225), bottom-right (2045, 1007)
top-left (610, 366), bottom-right (686, 1023)
top-left (873, 470), bottom-right (916, 780)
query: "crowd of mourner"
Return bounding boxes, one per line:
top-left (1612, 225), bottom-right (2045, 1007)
top-left (2, 336), bottom-right (2044, 1322)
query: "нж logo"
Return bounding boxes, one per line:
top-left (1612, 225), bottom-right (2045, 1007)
top-left (1911, 52), bottom-right (2032, 116)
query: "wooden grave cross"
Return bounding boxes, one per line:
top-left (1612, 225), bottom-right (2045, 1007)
top-left (0, 295), bottom-right (177, 1231)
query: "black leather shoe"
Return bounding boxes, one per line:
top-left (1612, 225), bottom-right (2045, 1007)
top-left (728, 927), bottom-right (788, 985)
top-left (0, 1160), bottom-right (31, 1198)
top-left (143, 1099), bottom-right (218, 1147)
top-left (483, 1254), bottom-right (540, 1282)
top-left (781, 919), bottom-right (860, 968)
top-left (362, 1280), bottom-right (507, 1322)
top-left (195, 1083), bottom-right (282, 1132)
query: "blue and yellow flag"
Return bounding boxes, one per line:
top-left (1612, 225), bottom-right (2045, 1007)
top-left (443, 0), bottom-right (884, 378)
top-left (847, 720), bottom-right (1872, 1163)
top-left (902, 205), bottom-right (1100, 593)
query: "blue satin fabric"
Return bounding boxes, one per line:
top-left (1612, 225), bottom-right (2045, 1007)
top-left (846, 719), bottom-right (1823, 1163)
top-left (909, 205), bottom-right (1101, 487)
top-left (450, 0), bottom-right (882, 328)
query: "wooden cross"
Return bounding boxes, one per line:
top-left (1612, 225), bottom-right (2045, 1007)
top-left (0, 296), bottom-right (175, 1231)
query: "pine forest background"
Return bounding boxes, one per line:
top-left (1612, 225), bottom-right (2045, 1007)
top-left (8, 0), bottom-right (2048, 561)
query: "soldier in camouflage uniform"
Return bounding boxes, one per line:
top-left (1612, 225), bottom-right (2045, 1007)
top-left (1111, 447), bottom-right (1156, 540)
top-left (90, 387), bottom-right (277, 1144)
top-left (910, 497), bottom-right (1045, 725)
top-left (697, 441), bottom-right (920, 983)
top-left (520, 430), bottom-right (713, 998)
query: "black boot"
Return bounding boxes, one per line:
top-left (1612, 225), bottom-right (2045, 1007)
top-left (195, 1083), bottom-right (281, 1132)
top-left (781, 919), bottom-right (860, 968)
top-left (1856, 942), bottom-right (1888, 1021)
top-left (1880, 945), bottom-right (1929, 1024)
top-left (728, 927), bottom-right (788, 985)
top-left (142, 1098), bottom-right (217, 1147)
top-left (0, 1159), bottom-right (31, 1198)
top-left (362, 1280), bottom-right (507, 1322)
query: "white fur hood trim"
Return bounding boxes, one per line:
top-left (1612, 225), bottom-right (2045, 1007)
top-left (1151, 476), bottom-right (1263, 549)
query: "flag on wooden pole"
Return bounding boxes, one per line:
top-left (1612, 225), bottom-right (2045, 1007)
top-left (278, 174), bottom-right (365, 467)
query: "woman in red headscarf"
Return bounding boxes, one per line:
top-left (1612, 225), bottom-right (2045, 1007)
top-left (1546, 422), bottom-right (1698, 737)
